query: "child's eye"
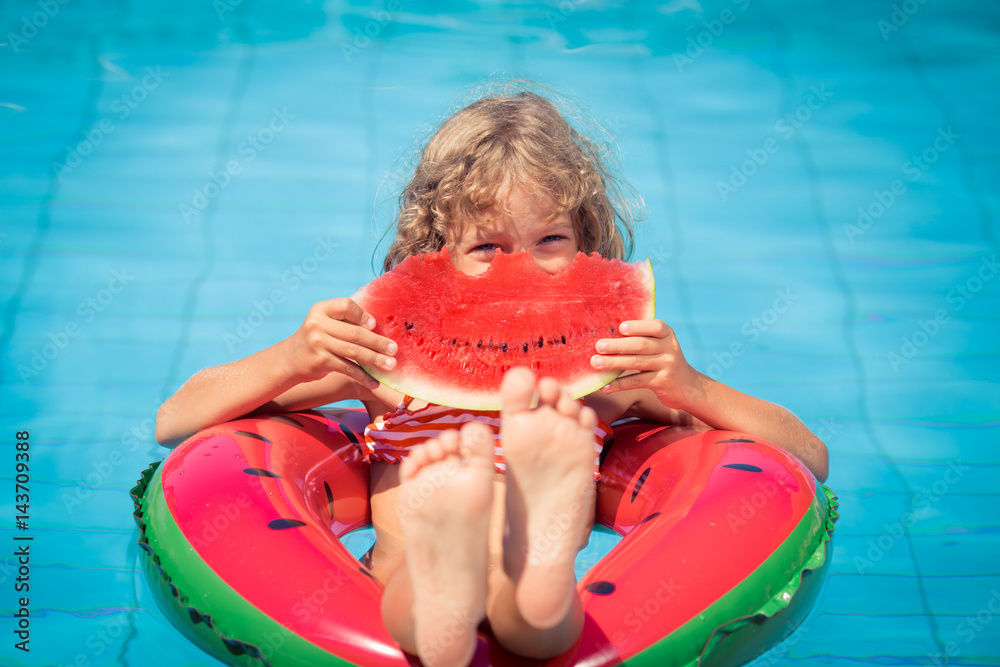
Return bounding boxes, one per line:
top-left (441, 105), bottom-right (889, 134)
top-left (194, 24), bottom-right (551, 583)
top-left (541, 235), bottom-right (567, 244)
top-left (473, 243), bottom-right (501, 253)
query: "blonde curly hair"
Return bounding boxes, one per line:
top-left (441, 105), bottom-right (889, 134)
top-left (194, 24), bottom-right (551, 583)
top-left (381, 85), bottom-right (640, 273)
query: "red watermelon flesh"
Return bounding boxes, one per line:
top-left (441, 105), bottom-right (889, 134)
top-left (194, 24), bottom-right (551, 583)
top-left (353, 248), bottom-right (655, 409)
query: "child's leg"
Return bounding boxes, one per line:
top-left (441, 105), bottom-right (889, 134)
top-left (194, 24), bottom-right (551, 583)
top-left (376, 369), bottom-right (598, 664)
top-left (380, 424), bottom-right (496, 667)
top-left (486, 367), bottom-right (598, 655)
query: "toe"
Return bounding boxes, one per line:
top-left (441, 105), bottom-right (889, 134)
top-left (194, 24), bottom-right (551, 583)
top-left (555, 388), bottom-right (581, 419)
top-left (459, 422), bottom-right (493, 458)
top-left (502, 367), bottom-right (538, 414)
top-left (425, 436), bottom-right (446, 462)
top-left (438, 430), bottom-right (462, 458)
top-left (536, 377), bottom-right (561, 407)
top-left (400, 445), bottom-right (427, 481)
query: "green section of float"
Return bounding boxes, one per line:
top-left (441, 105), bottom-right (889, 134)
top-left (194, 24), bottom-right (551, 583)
top-left (624, 483), bottom-right (838, 667)
top-left (132, 461), bottom-right (356, 667)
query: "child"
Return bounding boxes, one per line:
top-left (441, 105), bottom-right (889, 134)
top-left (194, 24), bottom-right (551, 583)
top-left (156, 85), bottom-right (828, 667)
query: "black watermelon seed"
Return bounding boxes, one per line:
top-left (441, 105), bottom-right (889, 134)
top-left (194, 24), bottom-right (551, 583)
top-left (268, 414), bottom-right (304, 428)
top-left (561, 335), bottom-right (566, 344)
top-left (243, 468), bottom-right (280, 478)
top-left (234, 430), bottom-right (272, 443)
top-left (239, 643), bottom-right (262, 659)
top-left (339, 423), bottom-right (363, 454)
top-left (188, 609), bottom-right (211, 625)
top-left (610, 325), bottom-right (615, 332)
top-left (538, 337), bottom-right (543, 347)
top-left (268, 519), bottom-right (307, 529)
top-left (723, 463), bottom-right (764, 473)
top-left (631, 467), bottom-right (651, 502)
top-left (451, 338), bottom-right (457, 345)
top-left (522, 342), bottom-right (528, 353)
top-left (502, 343), bottom-right (508, 353)
top-left (324, 482), bottom-right (335, 519)
top-left (489, 341), bottom-right (494, 349)
top-left (717, 438), bottom-right (756, 443)
top-left (637, 512), bottom-right (661, 525)
top-left (585, 581), bottom-right (615, 595)
top-left (405, 322), bottom-right (414, 330)
top-left (478, 341), bottom-right (483, 348)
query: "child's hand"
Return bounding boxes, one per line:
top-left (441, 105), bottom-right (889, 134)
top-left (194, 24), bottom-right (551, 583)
top-left (591, 320), bottom-right (703, 409)
top-left (282, 298), bottom-right (397, 388)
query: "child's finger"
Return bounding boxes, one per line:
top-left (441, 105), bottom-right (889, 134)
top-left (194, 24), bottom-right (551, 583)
top-left (350, 366), bottom-right (380, 390)
top-left (318, 297), bottom-right (375, 329)
top-left (617, 319), bottom-right (672, 338)
top-left (590, 353), bottom-right (664, 372)
top-left (600, 371), bottom-right (648, 394)
top-left (325, 318), bottom-right (397, 357)
top-left (326, 335), bottom-right (397, 372)
top-left (331, 357), bottom-right (380, 389)
top-left (301, 316), bottom-right (395, 372)
top-left (595, 335), bottom-right (660, 356)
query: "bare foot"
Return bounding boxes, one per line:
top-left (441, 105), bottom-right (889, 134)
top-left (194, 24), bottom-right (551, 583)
top-left (398, 422), bottom-right (495, 667)
top-left (501, 367), bottom-right (598, 630)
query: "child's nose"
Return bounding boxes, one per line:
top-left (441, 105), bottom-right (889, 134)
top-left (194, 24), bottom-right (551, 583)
top-left (532, 253), bottom-right (572, 275)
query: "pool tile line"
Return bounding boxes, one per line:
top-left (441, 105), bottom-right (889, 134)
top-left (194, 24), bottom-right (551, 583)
top-left (158, 26), bottom-right (257, 404)
top-left (0, 37), bottom-right (106, 389)
top-left (361, 8), bottom-right (394, 280)
top-left (897, 30), bottom-right (998, 256)
top-left (622, 3), bottom-right (706, 370)
top-left (754, 2), bottom-right (949, 660)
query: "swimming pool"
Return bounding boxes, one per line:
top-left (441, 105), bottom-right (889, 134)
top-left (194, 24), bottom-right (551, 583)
top-left (1, 0), bottom-right (997, 665)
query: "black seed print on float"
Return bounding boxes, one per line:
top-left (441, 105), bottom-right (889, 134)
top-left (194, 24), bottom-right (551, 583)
top-left (339, 424), bottom-right (364, 455)
top-left (637, 512), bottom-right (661, 525)
top-left (234, 431), bottom-right (272, 443)
top-left (585, 581), bottom-right (616, 595)
top-left (324, 482), bottom-right (335, 519)
top-left (631, 467), bottom-right (652, 502)
top-left (723, 463), bottom-right (764, 473)
top-left (267, 414), bottom-right (305, 428)
top-left (243, 468), bottom-right (280, 478)
top-left (268, 519), bottom-right (307, 529)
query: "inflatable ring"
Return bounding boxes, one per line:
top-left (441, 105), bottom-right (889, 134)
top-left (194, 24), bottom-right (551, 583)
top-left (131, 409), bottom-right (837, 666)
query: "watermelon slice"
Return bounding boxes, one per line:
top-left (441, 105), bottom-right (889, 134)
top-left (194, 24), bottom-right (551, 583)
top-left (353, 248), bottom-right (654, 409)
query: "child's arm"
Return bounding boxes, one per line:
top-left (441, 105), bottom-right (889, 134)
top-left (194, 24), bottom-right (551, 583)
top-left (593, 320), bottom-right (829, 482)
top-left (155, 298), bottom-right (397, 448)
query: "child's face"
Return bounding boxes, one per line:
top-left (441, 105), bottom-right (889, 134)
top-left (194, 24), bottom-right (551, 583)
top-left (447, 186), bottom-right (579, 276)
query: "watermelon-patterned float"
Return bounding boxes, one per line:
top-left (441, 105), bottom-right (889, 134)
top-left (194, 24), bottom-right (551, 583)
top-left (132, 409), bottom-right (837, 666)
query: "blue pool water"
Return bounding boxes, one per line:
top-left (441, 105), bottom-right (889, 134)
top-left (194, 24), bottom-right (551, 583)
top-left (2, 0), bottom-right (998, 665)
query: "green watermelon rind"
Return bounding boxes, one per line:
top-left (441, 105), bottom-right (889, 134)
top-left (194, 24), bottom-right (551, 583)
top-left (130, 461), bottom-right (356, 667)
top-left (360, 257), bottom-right (656, 410)
top-left (625, 484), bottom-right (838, 666)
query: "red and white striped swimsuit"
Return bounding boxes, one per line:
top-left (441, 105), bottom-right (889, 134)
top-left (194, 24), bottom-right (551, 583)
top-left (364, 397), bottom-right (612, 480)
